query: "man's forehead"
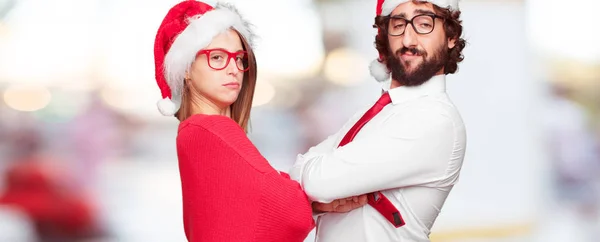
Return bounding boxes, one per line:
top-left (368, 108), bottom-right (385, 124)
top-left (390, 2), bottom-right (435, 17)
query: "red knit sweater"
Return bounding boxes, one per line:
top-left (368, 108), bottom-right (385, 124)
top-left (176, 114), bottom-right (315, 242)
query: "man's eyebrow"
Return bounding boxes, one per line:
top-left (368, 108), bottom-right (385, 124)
top-left (390, 9), bottom-right (434, 19)
top-left (390, 13), bottom-right (406, 18)
top-left (415, 9), bottom-right (435, 15)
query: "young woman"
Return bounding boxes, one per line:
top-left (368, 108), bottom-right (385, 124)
top-left (152, 1), bottom-right (314, 241)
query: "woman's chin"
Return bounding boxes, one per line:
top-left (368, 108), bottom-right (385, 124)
top-left (218, 95), bottom-right (240, 107)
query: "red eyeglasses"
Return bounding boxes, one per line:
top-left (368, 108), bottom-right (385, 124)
top-left (196, 48), bottom-right (249, 72)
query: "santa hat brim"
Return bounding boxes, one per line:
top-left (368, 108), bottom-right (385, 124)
top-left (381, 0), bottom-right (459, 16)
top-left (158, 3), bottom-right (254, 116)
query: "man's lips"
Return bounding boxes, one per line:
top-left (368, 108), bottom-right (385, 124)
top-left (401, 52), bottom-right (421, 61)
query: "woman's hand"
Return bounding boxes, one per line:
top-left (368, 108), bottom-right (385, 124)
top-left (312, 195), bottom-right (368, 213)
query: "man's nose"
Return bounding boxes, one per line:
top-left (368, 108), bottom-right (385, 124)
top-left (402, 24), bottom-right (418, 48)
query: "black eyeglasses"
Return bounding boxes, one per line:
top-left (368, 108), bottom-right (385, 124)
top-left (385, 14), bottom-right (442, 36)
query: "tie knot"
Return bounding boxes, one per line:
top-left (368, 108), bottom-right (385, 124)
top-left (377, 92), bottom-right (392, 106)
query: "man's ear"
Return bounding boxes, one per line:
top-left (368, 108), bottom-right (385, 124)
top-left (448, 37), bottom-right (457, 49)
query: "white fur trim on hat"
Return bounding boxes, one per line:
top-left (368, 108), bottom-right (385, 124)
top-left (381, 0), bottom-right (459, 16)
top-left (157, 97), bottom-right (178, 116)
top-left (369, 59), bottom-right (390, 82)
top-left (162, 3), bottom-right (254, 111)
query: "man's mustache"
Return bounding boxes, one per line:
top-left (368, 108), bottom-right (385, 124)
top-left (396, 47), bottom-right (426, 57)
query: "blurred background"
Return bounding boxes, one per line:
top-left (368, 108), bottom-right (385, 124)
top-left (0, 0), bottom-right (599, 241)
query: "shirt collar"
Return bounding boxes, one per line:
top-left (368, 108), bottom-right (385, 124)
top-left (382, 74), bottom-right (447, 105)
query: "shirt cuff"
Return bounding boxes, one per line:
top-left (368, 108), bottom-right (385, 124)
top-left (288, 154), bottom-right (306, 183)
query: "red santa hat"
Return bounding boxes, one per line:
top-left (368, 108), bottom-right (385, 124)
top-left (369, 0), bottom-right (459, 82)
top-left (154, 0), bottom-right (255, 116)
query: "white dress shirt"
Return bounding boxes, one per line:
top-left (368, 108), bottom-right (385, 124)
top-left (289, 75), bottom-right (467, 242)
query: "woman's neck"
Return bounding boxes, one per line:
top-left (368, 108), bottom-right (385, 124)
top-left (190, 95), bottom-right (230, 117)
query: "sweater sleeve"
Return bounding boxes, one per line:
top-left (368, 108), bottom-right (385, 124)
top-left (177, 117), bottom-right (268, 242)
top-left (176, 115), bottom-right (313, 242)
top-left (255, 171), bottom-right (316, 241)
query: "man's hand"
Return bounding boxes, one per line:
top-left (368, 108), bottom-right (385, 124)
top-left (312, 195), bottom-right (368, 213)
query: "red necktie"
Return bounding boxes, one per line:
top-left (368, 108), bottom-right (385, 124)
top-left (338, 92), bottom-right (405, 228)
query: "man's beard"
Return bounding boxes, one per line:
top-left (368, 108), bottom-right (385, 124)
top-left (387, 42), bottom-right (448, 86)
